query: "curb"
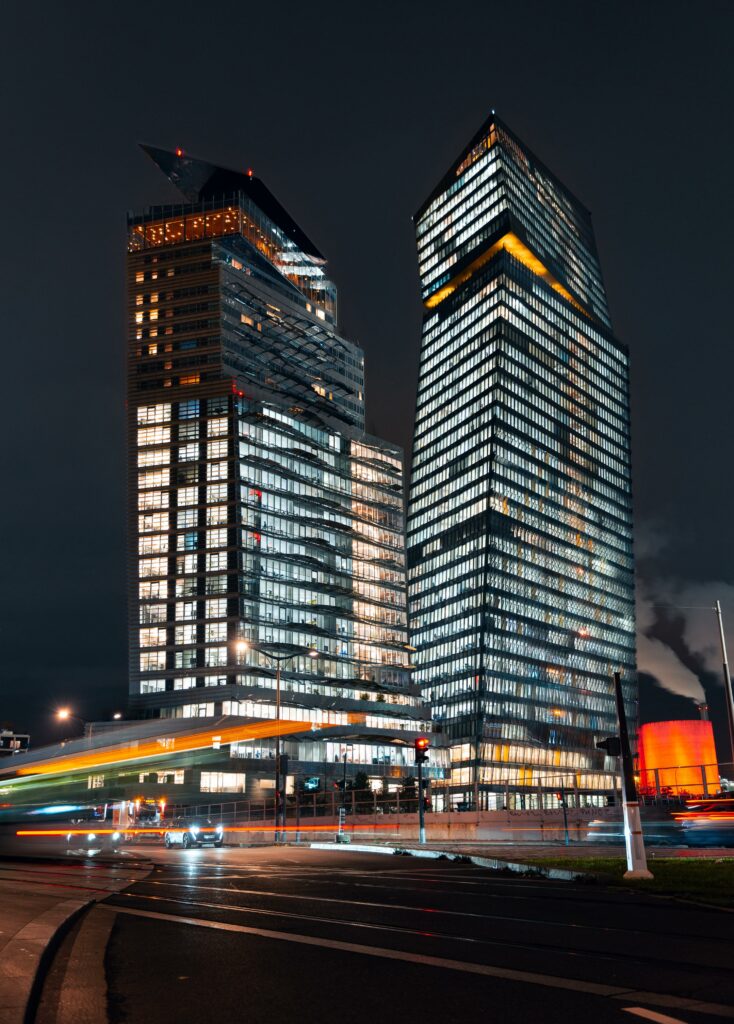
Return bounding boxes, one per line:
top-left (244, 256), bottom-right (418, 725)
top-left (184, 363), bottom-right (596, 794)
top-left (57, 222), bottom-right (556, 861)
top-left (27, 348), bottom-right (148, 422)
top-left (308, 842), bottom-right (587, 881)
top-left (0, 898), bottom-right (90, 1024)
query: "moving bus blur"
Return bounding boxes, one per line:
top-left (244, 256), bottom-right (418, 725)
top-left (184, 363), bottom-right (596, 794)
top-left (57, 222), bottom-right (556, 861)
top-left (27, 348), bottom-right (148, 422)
top-left (673, 795), bottom-right (734, 847)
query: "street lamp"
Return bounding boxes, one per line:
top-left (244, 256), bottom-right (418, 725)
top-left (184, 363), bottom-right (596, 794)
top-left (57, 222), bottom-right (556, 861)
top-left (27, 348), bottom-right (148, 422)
top-left (55, 709), bottom-right (122, 740)
top-left (235, 638), bottom-right (318, 840)
top-left (55, 708), bottom-right (85, 730)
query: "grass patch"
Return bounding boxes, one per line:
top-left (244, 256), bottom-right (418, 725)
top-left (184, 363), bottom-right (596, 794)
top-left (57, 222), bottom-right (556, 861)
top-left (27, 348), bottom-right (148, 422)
top-left (530, 856), bottom-right (734, 907)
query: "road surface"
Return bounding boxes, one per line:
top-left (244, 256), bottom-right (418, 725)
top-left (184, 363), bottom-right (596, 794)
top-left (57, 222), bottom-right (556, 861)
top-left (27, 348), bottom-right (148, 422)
top-left (34, 846), bottom-right (734, 1024)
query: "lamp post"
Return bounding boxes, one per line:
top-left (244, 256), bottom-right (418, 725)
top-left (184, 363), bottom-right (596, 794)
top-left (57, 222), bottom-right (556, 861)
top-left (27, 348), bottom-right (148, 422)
top-left (55, 708), bottom-right (88, 739)
top-left (236, 639), bottom-right (318, 842)
top-left (55, 709), bottom-right (124, 742)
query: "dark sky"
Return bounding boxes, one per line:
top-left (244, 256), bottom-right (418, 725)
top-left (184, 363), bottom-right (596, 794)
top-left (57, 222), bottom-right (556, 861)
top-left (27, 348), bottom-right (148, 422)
top-left (2, 1), bottom-right (733, 754)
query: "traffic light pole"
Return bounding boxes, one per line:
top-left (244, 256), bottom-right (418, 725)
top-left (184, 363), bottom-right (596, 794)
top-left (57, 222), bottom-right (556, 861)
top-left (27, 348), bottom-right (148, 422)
top-left (417, 759), bottom-right (426, 844)
top-left (414, 737), bottom-right (429, 844)
top-left (558, 784), bottom-right (569, 846)
top-left (613, 671), bottom-right (653, 880)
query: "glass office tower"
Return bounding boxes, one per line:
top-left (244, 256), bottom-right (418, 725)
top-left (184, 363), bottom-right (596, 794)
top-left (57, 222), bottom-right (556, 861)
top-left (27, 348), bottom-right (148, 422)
top-left (407, 115), bottom-right (636, 809)
top-left (127, 147), bottom-right (431, 799)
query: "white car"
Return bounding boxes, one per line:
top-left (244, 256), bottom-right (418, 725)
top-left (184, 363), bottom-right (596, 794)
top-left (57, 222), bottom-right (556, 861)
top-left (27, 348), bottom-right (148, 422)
top-left (164, 818), bottom-right (224, 848)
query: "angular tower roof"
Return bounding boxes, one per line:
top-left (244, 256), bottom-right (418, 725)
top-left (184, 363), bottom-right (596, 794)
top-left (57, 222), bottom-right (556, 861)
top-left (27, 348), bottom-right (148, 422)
top-left (140, 144), bottom-right (324, 259)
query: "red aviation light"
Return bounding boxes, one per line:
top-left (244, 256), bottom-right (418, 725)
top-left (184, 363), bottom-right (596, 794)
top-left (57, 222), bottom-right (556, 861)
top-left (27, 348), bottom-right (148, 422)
top-left (175, 147), bottom-right (184, 157)
top-left (247, 168), bottom-right (253, 178)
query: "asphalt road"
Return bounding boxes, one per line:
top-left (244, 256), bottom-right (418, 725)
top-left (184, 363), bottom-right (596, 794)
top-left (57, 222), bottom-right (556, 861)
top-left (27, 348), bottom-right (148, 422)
top-left (41, 845), bottom-right (721, 1024)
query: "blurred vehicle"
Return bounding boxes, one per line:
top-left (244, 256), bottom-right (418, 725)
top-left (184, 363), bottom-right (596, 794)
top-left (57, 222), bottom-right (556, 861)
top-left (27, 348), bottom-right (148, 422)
top-left (66, 828), bottom-right (126, 855)
top-left (584, 816), bottom-right (686, 845)
top-left (673, 796), bottom-right (734, 847)
top-left (164, 818), bottom-right (224, 848)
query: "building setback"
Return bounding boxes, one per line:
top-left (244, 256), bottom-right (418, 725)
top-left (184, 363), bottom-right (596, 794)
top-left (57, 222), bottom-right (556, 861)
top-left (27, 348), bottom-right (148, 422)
top-left (127, 147), bottom-right (432, 801)
top-left (407, 115), bottom-right (636, 809)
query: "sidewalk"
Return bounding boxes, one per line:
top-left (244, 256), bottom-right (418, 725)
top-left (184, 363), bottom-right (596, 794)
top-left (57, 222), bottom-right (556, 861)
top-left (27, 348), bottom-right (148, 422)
top-left (0, 858), bottom-right (151, 1024)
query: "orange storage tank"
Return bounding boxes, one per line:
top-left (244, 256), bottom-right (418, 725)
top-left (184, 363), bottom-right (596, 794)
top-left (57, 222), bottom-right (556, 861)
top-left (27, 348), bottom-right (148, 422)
top-left (638, 720), bottom-right (718, 796)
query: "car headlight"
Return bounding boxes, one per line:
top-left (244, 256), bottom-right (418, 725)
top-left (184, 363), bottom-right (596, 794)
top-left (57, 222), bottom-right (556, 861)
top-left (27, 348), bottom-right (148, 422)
top-left (87, 833), bottom-right (97, 841)
top-left (189, 825), bottom-right (199, 835)
top-left (112, 832), bottom-right (121, 841)
top-left (215, 825), bottom-right (223, 833)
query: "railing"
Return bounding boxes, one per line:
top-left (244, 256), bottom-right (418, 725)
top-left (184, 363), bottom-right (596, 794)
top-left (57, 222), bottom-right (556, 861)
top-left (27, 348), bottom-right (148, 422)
top-left (166, 761), bottom-right (734, 825)
top-left (638, 761), bottom-right (731, 803)
top-left (168, 788), bottom-right (427, 826)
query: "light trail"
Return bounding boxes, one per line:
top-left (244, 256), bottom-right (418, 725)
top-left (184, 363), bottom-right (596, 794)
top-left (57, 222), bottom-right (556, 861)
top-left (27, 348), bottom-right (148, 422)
top-left (9, 715), bottom-right (363, 778)
top-left (16, 823), bottom-right (396, 837)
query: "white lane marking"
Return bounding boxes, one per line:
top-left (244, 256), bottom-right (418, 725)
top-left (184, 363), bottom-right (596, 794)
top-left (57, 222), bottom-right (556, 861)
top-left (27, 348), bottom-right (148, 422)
top-left (623, 1008), bottom-right (688, 1024)
top-left (101, 904), bottom-right (734, 1018)
top-left (112, 890), bottom-right (721, 973)
top-left (138, 878), bottom-right (673, 941)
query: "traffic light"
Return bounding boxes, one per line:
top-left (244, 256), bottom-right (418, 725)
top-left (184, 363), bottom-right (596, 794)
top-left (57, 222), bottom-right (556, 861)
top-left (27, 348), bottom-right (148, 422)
top-left (414, 736), bottom-right (430, 764)
top-left (596, 736), bottom-right (621, 757)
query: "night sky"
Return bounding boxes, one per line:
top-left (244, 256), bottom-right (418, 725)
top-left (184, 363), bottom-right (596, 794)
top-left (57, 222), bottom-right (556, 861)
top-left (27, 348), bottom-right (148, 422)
top-left (2, 1), bottom-right (733, 754)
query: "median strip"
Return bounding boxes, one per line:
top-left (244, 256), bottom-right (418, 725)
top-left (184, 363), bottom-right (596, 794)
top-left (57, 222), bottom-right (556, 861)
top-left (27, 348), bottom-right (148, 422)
top-left (307, 842), bottom-right (587, 881)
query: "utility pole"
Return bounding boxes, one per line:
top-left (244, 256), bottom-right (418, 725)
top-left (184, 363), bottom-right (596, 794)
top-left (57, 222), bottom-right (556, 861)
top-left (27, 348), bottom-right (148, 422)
top-left (613, 671), bottom-right (652, 880)
top-left (714, 601), bottom-right (734, 768)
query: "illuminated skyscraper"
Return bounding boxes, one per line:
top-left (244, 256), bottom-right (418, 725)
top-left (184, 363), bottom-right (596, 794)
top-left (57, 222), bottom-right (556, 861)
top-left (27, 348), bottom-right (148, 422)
top-left (407, 115), bottom-right (636, 809)
top-left (127, 148), bottom-right (429, 799)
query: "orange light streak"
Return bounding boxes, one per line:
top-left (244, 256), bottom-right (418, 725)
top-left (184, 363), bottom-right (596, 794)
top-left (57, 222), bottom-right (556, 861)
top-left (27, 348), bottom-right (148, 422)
top-left (14, 715), bottom-right (364, 778)
top-left (18, 822), bottom-right (595, 838)
top-left (15, 823), bottom-right (397, 837)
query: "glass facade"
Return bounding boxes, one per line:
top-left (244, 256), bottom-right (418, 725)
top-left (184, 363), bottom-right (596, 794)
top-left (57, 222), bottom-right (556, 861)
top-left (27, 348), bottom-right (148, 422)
top-left (128, 148), bottom-right (437, 795)
top-left (407, 116), bottom-right (636, 809)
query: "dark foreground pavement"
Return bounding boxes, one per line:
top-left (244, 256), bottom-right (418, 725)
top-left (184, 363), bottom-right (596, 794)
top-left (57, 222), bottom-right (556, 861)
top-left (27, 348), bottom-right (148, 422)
top-left (34, 846), bottom-right (734, 1024)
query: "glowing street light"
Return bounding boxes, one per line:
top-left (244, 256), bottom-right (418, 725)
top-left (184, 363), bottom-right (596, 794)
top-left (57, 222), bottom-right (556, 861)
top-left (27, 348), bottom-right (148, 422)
top-left (56, 707), bottom-right (83, 725)
top-left (54, 707), bottom-right (87, 739)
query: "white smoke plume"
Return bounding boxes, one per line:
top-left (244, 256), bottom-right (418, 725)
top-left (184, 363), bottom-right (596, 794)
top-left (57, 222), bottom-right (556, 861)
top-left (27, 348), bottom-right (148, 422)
top-left (635, 573), bottom-right (734, 702)
top-left (635, 632), bottom-right (706, 702)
